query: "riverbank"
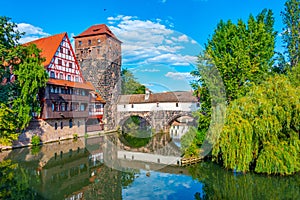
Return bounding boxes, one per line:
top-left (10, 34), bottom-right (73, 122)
top-left (0, 129), bottom-right (118, 152)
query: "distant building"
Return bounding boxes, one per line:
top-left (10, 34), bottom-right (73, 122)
top-left (24, 33), bottom-right (105, 140)
top-left (74, 24), bottom-right (122, 131)
top-left (117, 91), bottom-right (199, 112)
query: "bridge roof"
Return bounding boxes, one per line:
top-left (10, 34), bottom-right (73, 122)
top-left (118, 91), bottom-right (198, 104)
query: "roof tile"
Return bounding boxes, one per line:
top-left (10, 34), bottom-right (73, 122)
top-left (74, 24), bottom-right (121, 42)
top-left (24, 33), bottom-right (66, 66)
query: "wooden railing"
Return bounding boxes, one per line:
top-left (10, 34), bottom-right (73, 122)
top-left (181, 157), bottom-right (202, 166)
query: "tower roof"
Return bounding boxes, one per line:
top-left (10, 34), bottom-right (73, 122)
top-left (73, 24), bottom-right (121, 42)
top-left (24, 33), bottom-right (66, 67)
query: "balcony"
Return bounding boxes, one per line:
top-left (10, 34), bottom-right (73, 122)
top-left (89, 108), bottom-right (104, 116)
top-left (49, 93), bottom-right (89, 102)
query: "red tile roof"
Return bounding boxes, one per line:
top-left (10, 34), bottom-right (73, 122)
top-left (24, 33), bottom-right (66, 66)
top-left (90, 91), bottom-right (106, 103)
top-left (73, 24), bottom-right (121, 42)
top-left (118, 91), bottom-right (198, 104)
top-left (47, 78), bottom-right (95, 90)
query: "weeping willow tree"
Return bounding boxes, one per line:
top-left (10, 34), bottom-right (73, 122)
top-left (212, 75), bottom-right (300, 175)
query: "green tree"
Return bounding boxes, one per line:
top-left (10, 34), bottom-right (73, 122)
top-left (212, 75), bottom-right (300, 175)
top-left (0, 16), bottom-right (48, 145)
top-left (205, 9), bottom-right (275, 102)
top-left (189, 10), bottom-right (276, 157)
top-left (121, 68), bottom-right (145, 94)
top-left (281, 0), bottom-right (300, 68)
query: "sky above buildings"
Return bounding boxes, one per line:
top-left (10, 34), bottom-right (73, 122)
top-left (1, 0), bottom-right (287, 92)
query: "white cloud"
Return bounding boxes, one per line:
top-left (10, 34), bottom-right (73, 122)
top-left (165, 72), bottom-right (194, 80)
top-left (140, 68), bottom-right (160, 72)
top-left (178, 34), bottom-right (189, 42)
top-left (107, 15), bottom-right (200, 67)
top-left (17, 23), bottom-right (50, 44)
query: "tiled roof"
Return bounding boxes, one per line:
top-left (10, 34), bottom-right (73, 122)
top-left (118, 91), bottom-right (198, 104)
top-left (24, 33), bottom-right (66, 67)
top-left (73, 24), bottom-right (121, 42)
top-left (47, 78), bottom-right (95, 90)
top-left (90, 91), bottom-right (106, 103)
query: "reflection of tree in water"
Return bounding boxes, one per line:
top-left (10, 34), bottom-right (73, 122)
top-left (188, 162), bottom-right (300, 200)
top-left (0, 159), bottom-right (44, 200)
top-left (83, 165), bottom-right (139, 199)
top-left (121, 116), bottom-right (152, 148)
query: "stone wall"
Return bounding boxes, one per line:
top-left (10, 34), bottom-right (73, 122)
top-left (79, 58), bottom-right (121, 131)
top-left (21, 118), bottom-right (86, 144)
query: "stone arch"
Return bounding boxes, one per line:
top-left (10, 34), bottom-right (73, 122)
top-left (165, 112), bottom-right (197, 132)
top-left (118, 112), bottom-right (153, 131)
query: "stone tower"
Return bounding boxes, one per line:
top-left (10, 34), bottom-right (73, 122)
top-left (73, 24), bottom-right (122, 130)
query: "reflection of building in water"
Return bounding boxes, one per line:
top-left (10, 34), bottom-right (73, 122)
top-left (2, 138), bottom-right (121, 200)
top-left (170, 116), bottom-right (194, 139)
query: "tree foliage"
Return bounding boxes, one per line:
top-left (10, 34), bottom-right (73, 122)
top-left (0, 16), bottom-right (48, 145)
top-left (212, 75), bottom-right (300, 175)
top-left (121, 68), bottom-right (145, 94)
top-left (205, 9), bottom-right (276, 102)
top-left (281, 0), bottom-right (300, 68)
top-left (189, 10), bottom-right (277, 158)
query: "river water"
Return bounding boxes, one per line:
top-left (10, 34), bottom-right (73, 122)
top-left (0, 135), bottom-right (299, 200)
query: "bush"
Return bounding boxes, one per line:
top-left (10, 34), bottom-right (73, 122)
top-left (31, 135), bottom-right (40, 146)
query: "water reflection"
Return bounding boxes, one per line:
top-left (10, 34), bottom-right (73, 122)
top-left (0, 135), bottom-right (299, 200)
top-left (188, 162), bottom-right (300, 200)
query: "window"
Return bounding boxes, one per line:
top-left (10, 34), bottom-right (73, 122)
top-left (50, 71), bottom-right (55, 78)
top-left (61, 121), bottom-right (63, 129)
top-left (157, 103), bottom-right (159, 107)
top-left (75, 77), bottom-right (79, 82)
top-left (77, 121), bottom-right (80, 127)
top-left (59, 73), bottom-right (64, 79)
top-left (123, 105), bottom-right (126, 108)
top-left (80, 103), bottom-right (87, 111)
top-left (131, 104), bottom-right (134, 108)
top-left (61, 103), bottom-right (66, 111)
top-left (58, 59), bottom-right (62, 65)
top-left (68, 50), bottom-right (70, 55)
top-left (88, 40), bottom-right (91, 45)
top-left (69, 119), bottom-right (73, 128)
top-left (97, 39), bottom-right (101, 43)
top-left (60, 47), bottom-right (63, 53)
top-left (176, 102), bottom-right (179, 107)
top-left (78, 41), bottom-right (82, 46)
top-left (67, 75), bottom-right (71, 81)
top-left (52, 102), bottom-right (55, 111)
top-left (55, 122), bottom-right (58, 130)
top-left (69, 63), bottom-right (73, 68)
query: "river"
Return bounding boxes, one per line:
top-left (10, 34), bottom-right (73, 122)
top-left (0, 135), bottom-right (299, 200)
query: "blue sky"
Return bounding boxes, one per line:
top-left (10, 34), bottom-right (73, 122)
top-left (1, 0), bottom-right (287, 92)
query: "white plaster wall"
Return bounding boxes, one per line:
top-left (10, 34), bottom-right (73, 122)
top-left (117, 102), bottom-right (199, 112)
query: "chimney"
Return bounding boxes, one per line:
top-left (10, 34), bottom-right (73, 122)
top-left (145, 88), bottom-right (150, 100)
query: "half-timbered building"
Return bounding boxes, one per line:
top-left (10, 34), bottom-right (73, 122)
top-left (24, 33), bottom-right (105, 141)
